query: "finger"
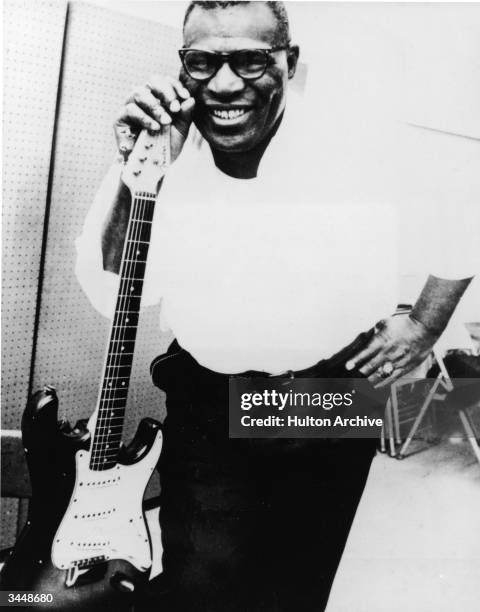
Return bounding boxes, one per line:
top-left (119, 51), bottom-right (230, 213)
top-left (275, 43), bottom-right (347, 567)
top-left (116, 102), bottom-right (161, 132)
top-left (115, 121), bottom-right (137, 157)
top-left (359, 350), bottom-right (391, 377)
top-left (178, 96), bottom-right (195, 121)
top-left (345, 337), bottom-right (383, 371)
top-left (373, 367), bottom-right (404, 389)
top-left (130, 87), bottom-right (172, 125)
top-left (147, 75), bottom-right (190, 112)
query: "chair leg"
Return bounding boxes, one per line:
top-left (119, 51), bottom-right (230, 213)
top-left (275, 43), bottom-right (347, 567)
top-left (384, 396), bottom-right (396, 457)
top-left (390, 384), bottom-right (402, 445)
top-left (458, 408), bottom-right (480, 466)
top-left (397, 377), bottom-right (442, 459)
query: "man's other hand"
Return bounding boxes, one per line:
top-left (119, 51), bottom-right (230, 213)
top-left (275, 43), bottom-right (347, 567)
top-left (345, 316), bottom-right (439, 388)
top-left (114, 76), bottom-right (195, 163)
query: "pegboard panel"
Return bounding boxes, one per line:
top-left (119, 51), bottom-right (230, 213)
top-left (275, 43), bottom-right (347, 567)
top-left (2, 0), bottom-right (67, 429)
top-left (33, 3), bottom-right (181, 441)
top-left (0, 498), bottom-right (19, 551)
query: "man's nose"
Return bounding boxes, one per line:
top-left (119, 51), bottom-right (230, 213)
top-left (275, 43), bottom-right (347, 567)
top-left (207, 62), bottom-right (245, 95)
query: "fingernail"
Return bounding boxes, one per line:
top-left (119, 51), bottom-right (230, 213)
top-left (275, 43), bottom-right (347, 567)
top-left (169, 100), bottom-right (181, 113)
top-left (150, 121), bottom-right (160, 130)
top-left (345, 361), bottom-right (354, 371)
top-left (180, 88), bottom-right (190, 98)
top-left (160, 114), bottom-right (172, 125)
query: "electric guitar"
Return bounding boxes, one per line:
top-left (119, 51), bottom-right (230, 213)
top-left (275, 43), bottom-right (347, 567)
top-left (0, 128), bottom-right (170, 610)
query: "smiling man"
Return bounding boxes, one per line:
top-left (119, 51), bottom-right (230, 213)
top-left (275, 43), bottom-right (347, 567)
top-left (76, 1), bottom-right (474, 610)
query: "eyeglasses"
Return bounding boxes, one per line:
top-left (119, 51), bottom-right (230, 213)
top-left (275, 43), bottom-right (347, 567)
top-left (178, 46), bottom-right (289, 81)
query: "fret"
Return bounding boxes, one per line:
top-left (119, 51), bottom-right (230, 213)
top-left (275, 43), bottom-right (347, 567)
top-left (112, 309), bottom-right (142, 315)
top-left (117, 278), bottom-right (145, 285)
top-left (91, 464), bottom-right (117, 471)
top-left (103, 375), bottom-right (130, 382)
top-left (123, 243), bottom-right (149, 258)
top-left (124, 224), bottom-right (152, 243)
top-left (96, 406), bottom-right (125, 414)
top-left (92, 448), bottom-right (119, 461)
top-left (108, 329), bottom-right (137, 342)
top-left (98, 397), bottom-right (128, 407)
top-left (97, 404), bottom-right (125, 412)
top-left (103, 365), bottom-right (132, 377)
top-left (113, 311), bottom-right (139, 324)
top-left (102, 388), bottom-right (128, 394)
top-left (118, 277), bottom-right (144, 286)
top-left (130, 218), bottom-right (153, 224)
top-left (108, 339), bottom-right (135, 350)
top-left (91, 435), bottom-right (123, 443)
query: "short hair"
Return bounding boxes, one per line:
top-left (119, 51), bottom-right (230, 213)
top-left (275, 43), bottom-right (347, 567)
top-left (183, 1), bottom-right (291, 47)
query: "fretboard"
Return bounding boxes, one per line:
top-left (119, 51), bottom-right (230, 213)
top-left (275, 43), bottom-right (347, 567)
top-left (90, 191), bottom-right (156, 470)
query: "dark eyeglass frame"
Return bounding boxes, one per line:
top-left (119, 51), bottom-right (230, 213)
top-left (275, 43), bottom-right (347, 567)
top-left (178, 46), bottom-right (289, 81)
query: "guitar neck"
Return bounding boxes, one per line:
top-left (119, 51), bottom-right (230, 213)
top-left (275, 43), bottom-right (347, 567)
top-left (90, 190), bottom-right (157, 471)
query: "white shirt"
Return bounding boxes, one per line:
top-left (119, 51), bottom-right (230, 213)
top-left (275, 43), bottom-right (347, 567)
top-left (75, 91), bottom-right (479, 373)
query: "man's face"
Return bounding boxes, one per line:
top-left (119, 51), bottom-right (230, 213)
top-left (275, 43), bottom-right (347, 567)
top-left (182, 3), bottom-right (298, 153)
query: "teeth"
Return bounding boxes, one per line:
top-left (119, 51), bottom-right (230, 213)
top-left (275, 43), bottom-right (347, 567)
top-left (212, 108), bottom-right (246, 120)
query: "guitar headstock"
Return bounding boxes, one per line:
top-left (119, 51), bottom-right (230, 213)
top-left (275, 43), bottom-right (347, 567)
top-left (122, 126), bottom-right (171, 196)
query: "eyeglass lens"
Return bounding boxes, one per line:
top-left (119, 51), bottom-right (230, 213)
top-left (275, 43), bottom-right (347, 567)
top-left (183, 50), bottom-right (269, 80)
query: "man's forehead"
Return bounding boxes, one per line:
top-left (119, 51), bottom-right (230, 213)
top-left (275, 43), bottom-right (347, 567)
top-left (183, 3), bottom-right (278, 49)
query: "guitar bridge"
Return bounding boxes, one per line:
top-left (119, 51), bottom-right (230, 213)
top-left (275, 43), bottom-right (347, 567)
top-left (65, 557), bottom-right (107, 587)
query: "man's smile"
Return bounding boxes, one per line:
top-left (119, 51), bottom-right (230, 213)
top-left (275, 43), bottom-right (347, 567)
top-left (204, 104), bottom-right (254, 126)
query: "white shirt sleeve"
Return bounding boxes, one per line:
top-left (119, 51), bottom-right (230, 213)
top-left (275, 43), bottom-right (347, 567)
top-left (75, 160), bottom-right (123, 319)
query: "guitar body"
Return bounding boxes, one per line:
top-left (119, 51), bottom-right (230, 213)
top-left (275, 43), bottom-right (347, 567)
top-left (2, 128), bottom-right (170, 610)
top-left (0, 386), bottom-right (162, 611)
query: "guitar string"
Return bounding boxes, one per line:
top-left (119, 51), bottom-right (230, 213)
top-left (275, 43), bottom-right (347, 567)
top-left (104, 193), bottom-right (152, 464)
top-left (94, 194), bottom-right (150, 467)
top-left (93, 194), bottom-right (149, 468)
top-left (91, 193), bottom-right (153, 468)
top-left (90, 194), bottom-right (138, 468)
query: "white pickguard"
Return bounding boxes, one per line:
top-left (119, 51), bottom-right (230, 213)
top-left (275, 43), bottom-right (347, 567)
top-left (51, 431), bottom-right (162, 573)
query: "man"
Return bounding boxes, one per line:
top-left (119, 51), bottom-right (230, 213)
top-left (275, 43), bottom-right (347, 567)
top-left (76, 2), bottom-right (474, 609)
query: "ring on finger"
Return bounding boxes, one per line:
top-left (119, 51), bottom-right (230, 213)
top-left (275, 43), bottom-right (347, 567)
top-left (377, 361), bottom-right (394, 379)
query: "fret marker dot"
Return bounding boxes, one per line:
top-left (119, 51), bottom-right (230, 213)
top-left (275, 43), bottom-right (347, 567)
top-left (126, 317), bottom-right (129, 323)
top-left (108, 382), bottom-right (112, 387)
top-left (121, 346), bottom-right (125, 351)
top-left (122, 382), bottom-right (125, 386)
top-left (136, 250), bottom-right (140, 255)
top-left (110, 412), bottom-right (114, 416)
top-left (130, 286), bottom-right (134, 292)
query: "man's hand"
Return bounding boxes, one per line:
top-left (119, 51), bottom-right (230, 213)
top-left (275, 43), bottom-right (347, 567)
top-left (345, 316), bottom-right (439, 388)
top-left (114, 75), bottom-right (195, 164)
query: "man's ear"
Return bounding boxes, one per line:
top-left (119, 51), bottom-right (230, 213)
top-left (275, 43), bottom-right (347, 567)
top-left (287, 45), bottom-right (300, 79)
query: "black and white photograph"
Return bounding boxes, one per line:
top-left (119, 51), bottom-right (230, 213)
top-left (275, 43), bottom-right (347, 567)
top-left (1, 1), bottom-right (480, 610)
